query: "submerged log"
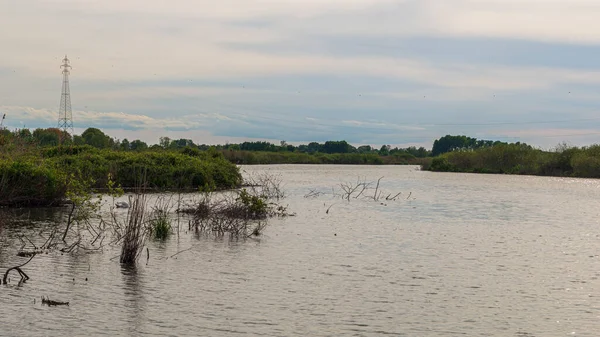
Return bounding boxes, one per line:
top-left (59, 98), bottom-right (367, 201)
top-left (41, 296), bottom-right (69, 306)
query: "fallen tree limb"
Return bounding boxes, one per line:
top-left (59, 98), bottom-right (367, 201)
top-left (2, 254), bottom-right (35, 285)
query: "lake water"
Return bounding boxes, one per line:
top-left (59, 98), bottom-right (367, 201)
top-left (2, 165), bottom-right (600, 336)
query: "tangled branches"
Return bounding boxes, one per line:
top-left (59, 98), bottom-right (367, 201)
top-left (305, 176), bottom-right (410, 202)
top-left (181, 172), bottom-right (291, 238)
top-left (242, 171), bottom-right (285, 200)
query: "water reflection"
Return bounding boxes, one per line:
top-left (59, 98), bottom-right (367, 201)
top-left (121, 264), bottom-right (146, 336)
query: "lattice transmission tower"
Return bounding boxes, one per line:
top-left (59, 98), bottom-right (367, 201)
top-left (57, 55), bottom-right (73, 143)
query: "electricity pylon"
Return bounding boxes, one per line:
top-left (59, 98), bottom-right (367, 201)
top-left (57, 55), bottom-right (73, 143)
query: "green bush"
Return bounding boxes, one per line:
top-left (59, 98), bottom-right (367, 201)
top-left (237, 189), bottom-right (268, 219)
top-left (0, 158), bottom-right (68, 206)
top-left (429, 157), bottom-right (453, 172)
top-left (0, 146), bottom-right (242, 206)
top-left (422, 143), bottom-right (600, 179)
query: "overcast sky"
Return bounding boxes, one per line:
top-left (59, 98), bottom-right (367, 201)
top-left (2, 0), bottom-right (600, 149)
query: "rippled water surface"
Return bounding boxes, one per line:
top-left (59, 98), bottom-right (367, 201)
top-left (2, 165), bottom-right (600, 336)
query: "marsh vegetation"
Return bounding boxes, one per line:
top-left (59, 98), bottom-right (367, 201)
top-left (422, 142), bottom-right (600, 178)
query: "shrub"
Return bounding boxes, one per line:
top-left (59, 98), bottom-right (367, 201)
top-left (0, 147), bottom-right (242, 206)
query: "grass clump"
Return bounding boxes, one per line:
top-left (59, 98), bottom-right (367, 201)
top-left (150, 212), bottom-right (171, 240)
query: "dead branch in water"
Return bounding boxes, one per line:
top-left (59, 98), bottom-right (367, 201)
top-left (242, 171), bottom-right (286, 200)
top-left (373, 176), bottom-right (384, 201)
top-left (310, 176), bottom-right (408, 203)
top-left (326, 203), bottom-right (336, 214)
top-left (387, 192), bottom-right (402, 201)
top-left (304, 189), bottom-right (324, 198)
top-left (169, 247), bottom-right (194, 259)
top-left (2, 254), bottom-right (35, 285)
top-left (61, 203), bottom-right (76, 242)
top-left (340, 176), bottom-right (369, 201)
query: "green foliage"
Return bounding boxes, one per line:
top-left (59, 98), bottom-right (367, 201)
top-left (431, 135), bottom-right (513, 156)
top-left (219, 150), bottom-right (400, 165)
top-left (106, 172), bottom-right (124, 198)
top-left (41, 147), bottom-right (242, 191)
top-left (150, 213), bottom-right (171, 240)
top-left (237, 189), bottom-right (268, 219)
top-left (0, 158), bottom-right (67, 206)
top-left (64, 172), bottom-right (102, 221)
top-left (81, 128), bottom-right (114, 149)
top-left (428, 157), bottom-right (453, 172)
top-left (424, 142), bottom-right (600, 179)
top-left (0, 144), bottom-right (241, 206)
top-left (32, 128), bottom-right (63, 147)
top-left (130, 139), bottom-right (148, 151)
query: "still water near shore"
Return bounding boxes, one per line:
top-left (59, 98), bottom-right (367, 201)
top-left (1, 165), bottom-right (600, 336)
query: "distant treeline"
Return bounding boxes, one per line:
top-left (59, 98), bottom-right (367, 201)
top-left (4, 127), bottom-right (518, 158)
top-left (1, 127), bottom-right (431, 165)
top-left (6, 127), bottom-right (600, 178)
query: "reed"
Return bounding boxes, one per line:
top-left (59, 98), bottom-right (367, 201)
top-left (119, 192), bottom-right (147, 264)
top-left (119, 170), bottom-right (149, 264)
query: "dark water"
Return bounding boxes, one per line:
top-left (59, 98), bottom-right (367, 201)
top-left (2, 165), bottom-right (600, 336)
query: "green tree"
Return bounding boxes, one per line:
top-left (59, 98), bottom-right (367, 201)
top-left (17, 128), bottom-right (32, 140)
top-left (307, 142), bottom-right (321, 153)
top-left (120, 138), bottom-right (130, 151)
top-left (33, 128), bottom-right (61, 147)
top-left (159, 136), bottom-right (171, 149)
top-left (130, 139), bottom-right (148, 151)
top-left (322, 140), bottom-right (353, 154)
top-left (357, 145), bottom-right (372, 153)
top-left (379, 145), bottom-right (391, 156)
top-left (73, 135), bottom-right (85, 145)
top-left (81, 128), bottom-right (113, 149)
top-left (171, 138), bottom-right (194, 148)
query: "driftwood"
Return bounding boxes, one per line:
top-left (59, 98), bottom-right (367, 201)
top-left (41, 296), bottom-right (69, 306)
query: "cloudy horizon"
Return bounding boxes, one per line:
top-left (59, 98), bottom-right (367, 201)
top-left (2, 0), bottom-right (600, 149)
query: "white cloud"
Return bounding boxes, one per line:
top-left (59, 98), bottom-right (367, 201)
top-left (2, 0), bottom-right (600, 89)
top-left (341, 120), bottom-right (425, 131)
top-left (0, 105), bottom-right (230, 131)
